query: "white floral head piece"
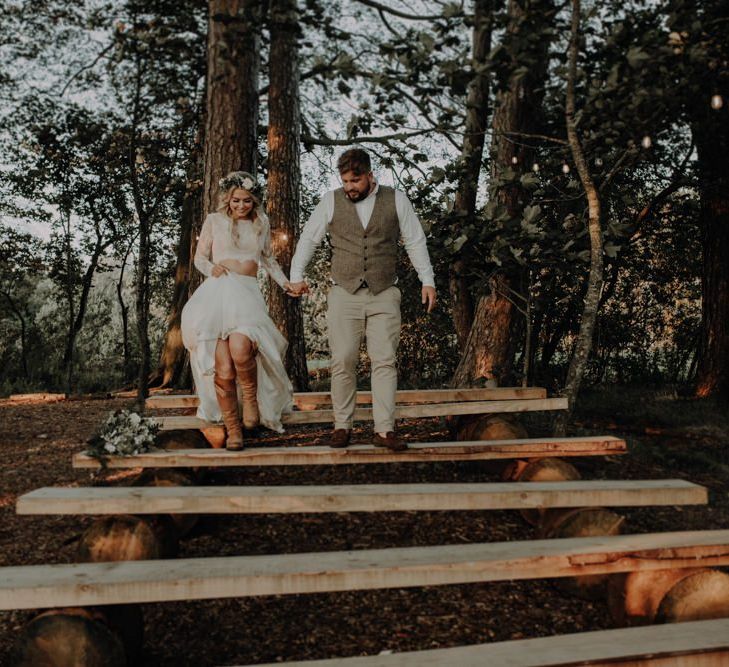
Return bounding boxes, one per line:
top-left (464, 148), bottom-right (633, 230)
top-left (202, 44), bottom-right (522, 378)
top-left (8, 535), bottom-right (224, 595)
top-left (219, 171), bottom-right (263, 198)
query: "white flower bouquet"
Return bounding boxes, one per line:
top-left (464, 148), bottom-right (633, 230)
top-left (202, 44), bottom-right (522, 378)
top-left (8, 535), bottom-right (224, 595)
top-left (86, 409), bottom-right (160, 462)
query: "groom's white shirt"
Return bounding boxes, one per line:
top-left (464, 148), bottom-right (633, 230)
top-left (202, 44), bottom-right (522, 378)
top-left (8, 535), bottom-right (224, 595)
top-left (289, 182), bottom-right (435, 287)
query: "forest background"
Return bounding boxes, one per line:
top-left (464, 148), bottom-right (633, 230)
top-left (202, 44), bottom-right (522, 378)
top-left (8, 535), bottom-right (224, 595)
top-left (1, 0), bottom-right (727, 422)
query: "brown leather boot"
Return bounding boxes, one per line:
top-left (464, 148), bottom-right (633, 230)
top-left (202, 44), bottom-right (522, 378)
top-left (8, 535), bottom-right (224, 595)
top-left (236, 356), bottom-right (260, 430)
top-left (214, 375), bottom-right (244, 450)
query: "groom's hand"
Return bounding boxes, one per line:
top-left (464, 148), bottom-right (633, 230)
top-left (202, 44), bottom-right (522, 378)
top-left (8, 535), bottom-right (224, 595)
top-left (422, 286), bottom-right (436, 313)
top-left (286, 280), bottom-right (310, 297)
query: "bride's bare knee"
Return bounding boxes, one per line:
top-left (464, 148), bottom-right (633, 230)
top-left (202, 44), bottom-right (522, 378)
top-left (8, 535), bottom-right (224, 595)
top-left (229, 336), bottom-right (254, 365)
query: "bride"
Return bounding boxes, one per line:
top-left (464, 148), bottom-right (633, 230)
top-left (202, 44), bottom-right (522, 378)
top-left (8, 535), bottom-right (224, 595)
top-left (181, 171), bottom-right (296, 450)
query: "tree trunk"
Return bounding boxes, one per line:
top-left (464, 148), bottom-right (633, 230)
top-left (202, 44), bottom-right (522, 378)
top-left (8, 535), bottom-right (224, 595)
top-left (553, 0), bottom-right (604, 435)
top-left (452, 0), bottom-right (554, 388)
top-left (449, 0), bottom-right (494, 350)
top-left (203, 0), bottom-right (262, 214)
top-left (694, 98), bottom-right (729, 399)
top-left (156, 127), bottom-right (205, 389)
top-left (266, 0), bottom-right (309, 391)
top-left (135, 215), bottom-right (152, 410)
top-left (116, 238), bottom-right (135, 383)
top-left (452, 273), bottom-right (514, 387)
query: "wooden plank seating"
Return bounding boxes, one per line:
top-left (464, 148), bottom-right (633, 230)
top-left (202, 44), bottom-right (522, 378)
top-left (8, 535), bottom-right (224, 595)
top-left (153, 397), bottom-right (569, 430)
top-left (72, 436), bottom-right (627, 469)
top-left (240, 618), bottom-right (729, 666)
top-left (17, 479), bottom-right (707, 516)
top-left (146, 386), bottom-right (548, 410)
top-left (3, 530), bottom-right (729, 610)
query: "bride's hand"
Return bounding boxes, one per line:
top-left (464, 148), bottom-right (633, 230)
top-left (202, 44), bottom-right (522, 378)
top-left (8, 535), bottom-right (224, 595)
top-left (211, 264), bottom-right (228, 278)
top-left (285, 280), bottom-right (308, 297)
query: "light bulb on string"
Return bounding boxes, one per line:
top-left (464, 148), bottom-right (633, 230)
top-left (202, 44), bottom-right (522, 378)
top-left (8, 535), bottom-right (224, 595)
top-left (641, 135), bottom-right (652, 149)
top-left (511, 156), bottom-right (518, 165)
top-left (711, 94), bottom-right (724, 110)
top-left (594, 157), bottom-right (603, 167)
top-left (562, 163), bottom-right (570, 174)
top-left (280, 233), bottom-right (289, 242)
top-left (532, 162), bottom-right (540, 173)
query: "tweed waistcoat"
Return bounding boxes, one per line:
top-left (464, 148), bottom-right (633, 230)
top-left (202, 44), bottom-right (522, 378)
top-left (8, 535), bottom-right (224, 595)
top-left (329, 185), bottom-right (399, 295)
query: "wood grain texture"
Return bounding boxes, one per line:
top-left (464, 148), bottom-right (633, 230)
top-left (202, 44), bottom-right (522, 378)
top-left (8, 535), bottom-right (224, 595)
top-left (151, 398), bottom-right (568, 430)
top-left (145, 387), bottom-right (548, 409)
top-left (3, 530), bottom-right (729, 610)
top-left (237, 618), bottom-right (729, 666)
top-left (17, 480), bottom-right (707, 515)
top-left (72, 436), bottom-right (627, 469)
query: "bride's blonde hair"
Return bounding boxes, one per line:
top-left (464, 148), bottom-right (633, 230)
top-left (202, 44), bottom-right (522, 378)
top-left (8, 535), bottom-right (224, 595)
top-left (217, 172), bottom-right (265, 245)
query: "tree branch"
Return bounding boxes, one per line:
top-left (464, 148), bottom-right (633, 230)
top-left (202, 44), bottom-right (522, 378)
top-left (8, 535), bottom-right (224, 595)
top-left (353, 0), bottom-right (463, 20)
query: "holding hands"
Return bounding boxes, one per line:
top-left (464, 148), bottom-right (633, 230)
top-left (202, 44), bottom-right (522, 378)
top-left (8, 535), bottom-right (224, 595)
top-left (285, 281), bottom-right (310, 298)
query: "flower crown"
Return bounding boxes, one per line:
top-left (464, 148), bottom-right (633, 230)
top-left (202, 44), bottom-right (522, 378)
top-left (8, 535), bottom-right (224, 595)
top-left (218, 171), bottom-right (263, 198)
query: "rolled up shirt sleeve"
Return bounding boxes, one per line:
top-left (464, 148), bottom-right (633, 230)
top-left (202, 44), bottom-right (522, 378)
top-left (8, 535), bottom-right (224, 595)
top-left (395, 190), bottom-right (435, 288)
top-left (289, 192), bottom-right (333, 283)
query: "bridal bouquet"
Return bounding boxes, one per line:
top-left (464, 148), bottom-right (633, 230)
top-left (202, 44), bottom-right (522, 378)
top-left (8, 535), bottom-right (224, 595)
top-left (86, 409), bottom-right (160, 461)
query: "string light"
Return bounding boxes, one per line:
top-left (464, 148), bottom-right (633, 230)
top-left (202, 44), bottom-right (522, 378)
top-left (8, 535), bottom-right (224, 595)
top-left (641, 135), bottom-right (652, 149)
top-left (511, 156), bottom-right (518, 165)
top-left (711, 94), bottom-right (724, 110)
top-left (594, 157), bottom-right (603, 167)
top-left (281, 233), bottom-right (289, 242)
top-left (532, 163), bottom-right (540, 173)
top-left (562, 163), bottom-right (570, 174)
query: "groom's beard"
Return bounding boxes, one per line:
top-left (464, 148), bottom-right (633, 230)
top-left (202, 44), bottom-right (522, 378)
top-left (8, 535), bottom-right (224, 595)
top-left (345, 187), bottom-right (371, 203)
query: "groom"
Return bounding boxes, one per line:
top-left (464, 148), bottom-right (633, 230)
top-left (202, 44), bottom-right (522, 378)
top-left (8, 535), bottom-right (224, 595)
top-left (288, 148), bottom-right (436, 451)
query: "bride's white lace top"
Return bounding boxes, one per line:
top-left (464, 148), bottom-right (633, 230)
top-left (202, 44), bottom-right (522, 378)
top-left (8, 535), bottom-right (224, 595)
top-left (194, 212), bottom-right (288, 288)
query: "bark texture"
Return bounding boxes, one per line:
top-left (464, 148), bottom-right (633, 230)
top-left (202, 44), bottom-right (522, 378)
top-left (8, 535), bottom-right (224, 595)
top-left (449, 0), bottom-right (494, 350)
top-left (453, 0), bottom-right (554, 388)
top-left (694, 95), bottom-right (729, 399)
top-left (266, 0), bottom-right (309, 391)
top-left (156, 127), bottom-right (205, 389)
top-left (553, 0), bottom-right (604, 434)
top-left (203, 0), bottom-right (262, 214)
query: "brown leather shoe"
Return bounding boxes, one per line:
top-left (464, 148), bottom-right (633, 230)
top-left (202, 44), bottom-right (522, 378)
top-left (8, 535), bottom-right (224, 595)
top-left (373, 431), bottom-right (408, 451)
top-left (318, 428), bottom-right (351, 448)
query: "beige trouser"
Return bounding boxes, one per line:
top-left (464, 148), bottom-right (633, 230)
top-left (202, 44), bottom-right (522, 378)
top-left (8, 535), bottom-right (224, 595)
top-left (327, 284), bottom-right (401, 433)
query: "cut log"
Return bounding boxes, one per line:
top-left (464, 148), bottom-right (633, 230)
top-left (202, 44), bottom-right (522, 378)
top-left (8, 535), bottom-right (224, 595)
top-left (541, 507), bottom-right (625, 600)
top-left (153, 397), bottom-right (569, 431)
top-left (73, 436), bottom-right (627, 470)
top-left (455, 414), bottom-right (529, 442)
top-left (155, 429), bottom-right (210, 451)
top-left (657, 570), bottom-right (729, 623)
top-left (132, 470), bottom-right (199, 538)
top-left (156, 427), bottom-right (214, 459)
top-left (11, 607), bottom-right (127, 667)
top-left (4, 530), bottom-right (729, 610)
top-left (235, 618), bottom-right (729, 666)
top-left (145, 386), bottom-right (548, 410)
top-left (509, 457), bottom-right (581, 526)
top-left (607, 568), bottom-right (709, 626)
top-left (77, 515), bottom-right (178, 563)
top-left (16, 480), bottom-right (707, 516)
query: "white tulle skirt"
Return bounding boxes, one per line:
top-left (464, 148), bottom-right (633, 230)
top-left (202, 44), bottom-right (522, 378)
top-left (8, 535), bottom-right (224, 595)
top-left (181, 273), bottom-right (293, 432)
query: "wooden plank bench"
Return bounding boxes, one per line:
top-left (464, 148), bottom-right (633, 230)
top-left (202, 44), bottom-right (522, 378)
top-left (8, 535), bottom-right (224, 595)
top-left (3, 530), bottom-right (729, 610)
top-left (153, 397), bottom-right (569, 430)
top-left (237, 618), bottom-right (729, 666)
top-left (146, 387), bottom-right (548, 410)
top-left (17, 479), bottom-right (707, 516)
top-left (72, 436), bottom-right (627, 469)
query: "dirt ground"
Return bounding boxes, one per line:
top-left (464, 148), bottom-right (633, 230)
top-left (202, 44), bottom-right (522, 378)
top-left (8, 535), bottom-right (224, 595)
top-left (1, 393), bottom-right (728, 665)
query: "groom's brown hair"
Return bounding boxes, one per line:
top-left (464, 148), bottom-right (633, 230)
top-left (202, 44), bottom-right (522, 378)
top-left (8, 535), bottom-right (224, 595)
top-left (337, 148), bottom-right (371, 176)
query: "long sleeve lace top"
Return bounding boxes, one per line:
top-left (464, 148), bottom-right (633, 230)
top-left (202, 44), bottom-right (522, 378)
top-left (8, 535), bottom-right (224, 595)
top-left (193, 212), bottom-right (289, 288)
